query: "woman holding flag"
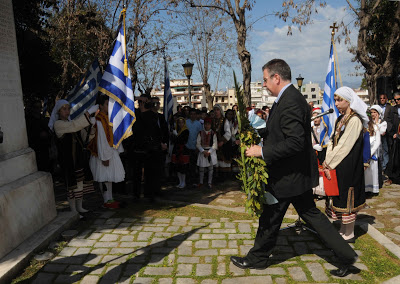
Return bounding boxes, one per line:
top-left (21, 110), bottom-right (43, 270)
top-left (49, 100), bottom-right (99, 216)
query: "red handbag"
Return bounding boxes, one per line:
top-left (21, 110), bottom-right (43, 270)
top-left (323, 169), bottom-right (339, 196)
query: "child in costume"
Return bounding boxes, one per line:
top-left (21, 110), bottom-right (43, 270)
top-left (196, 117), bottom-right (218, 188)
top-left (88, 95), bottom-right (125, 208)
top-left (171, 117), bottom-right (190, 188)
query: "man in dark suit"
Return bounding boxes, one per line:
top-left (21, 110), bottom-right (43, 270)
top-left (385, 92), bottom-right (400, 184)
top-left (230, 59), bottom-right (358, 277)
top-left (379, 94), bottom-right (394, 172)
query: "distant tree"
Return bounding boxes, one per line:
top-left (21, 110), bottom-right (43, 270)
top-left (13, 0), bottom-right (60, 102)
top-left (175, 3), bottom-right (236, 109)
top-left (125, 0), bottom-right (181, 94)
top-left (46, 1), bottom-right (113, 96)
top-left (344, 0), bottom-right (400, 103)
top-left (179, 0), bottom-right (324, 106)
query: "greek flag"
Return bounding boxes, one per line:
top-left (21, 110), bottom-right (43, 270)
top-left (320, 43), bottom-right (339, 146)
top-left (67, 59), bottom-right (102, 120)
top-left (163, 62), bottom-right (173, 130)
top-left (98, 17), bottom-right (135, 148)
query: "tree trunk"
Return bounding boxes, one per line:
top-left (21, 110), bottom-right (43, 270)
top-left (239, 49), bottom-right (251, 107)
top-left (235, 12), bottom-right (251, 106)
top-left (203, 83), bottom-right (213, 110)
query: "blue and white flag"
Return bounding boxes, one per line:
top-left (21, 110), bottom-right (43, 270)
top-left (320, 43), bottom-right (339, 146)
top-left (163, 62), bottom-right (173, 130)
top-left (67, 59), bottom-right (102, 120)
top-left (98, 11), bottom-right (135, 149)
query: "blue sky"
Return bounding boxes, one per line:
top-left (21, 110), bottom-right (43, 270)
top-left (183, 0), bottom-right (362, 91)
top-left (248, 0), bottom-right (361, 89)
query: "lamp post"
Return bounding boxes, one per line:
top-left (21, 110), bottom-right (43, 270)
top-left (182, 59), bottom-right (194, 107)
top-left (296, 74), bottom-right (304, 92)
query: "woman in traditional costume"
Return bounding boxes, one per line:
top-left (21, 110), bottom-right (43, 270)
top-left (49, 100), bottom-right (98, 215)
top-left (171, 117), bottom-right (190, 188)
top-left (88, 95), bottom-right (125, 209)
top-left (322, 87), bottom-right (367, 242)
top-left (196, 117), bottom-right (218, 188)
top-left (365, 105), bottom-right (386, 195)
top-left (212, 105), bottom-right (235, 176)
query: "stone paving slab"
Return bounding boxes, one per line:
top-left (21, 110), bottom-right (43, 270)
top-left (30, 215), bottom-right (398, 283)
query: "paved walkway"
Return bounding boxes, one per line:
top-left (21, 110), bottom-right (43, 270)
top-left (32, 211), bottom-right (368, 284)
top-left (26, 180), bottom-right (400, 283)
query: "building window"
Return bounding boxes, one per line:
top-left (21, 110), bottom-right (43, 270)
top-left (221, 97), bottom-right (224, 102)
top-left (304, 95), bottom-right (308, 99)
top-left (302, 87), bottom-right (305, 92)
top-left (311, 88), bottom-right (315, 92)
top-left (312, 94), bottom-right (316, 99)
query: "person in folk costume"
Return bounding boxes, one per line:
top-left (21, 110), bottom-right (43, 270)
top-left (88, 95), bottom-right (125, 209)
top-left (48, 100), bottom-right (99, 215)
top-left (171, 117), bottom-right (190, 188)
top-left (311, 107), bottom-right (328, 163)
top-left (212, 105), bottom-right (234, 178)
top-left (364, 105), bottom-right (387, 195)
top-left (322, 87), bottom-right (368, 242)
top-left (196, 117), bottom-right (218, 189)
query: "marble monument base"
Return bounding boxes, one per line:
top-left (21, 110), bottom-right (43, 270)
top-left (0, 148), bottom-right (57, 260)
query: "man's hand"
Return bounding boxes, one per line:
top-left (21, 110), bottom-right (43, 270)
top-left (161, 143), bottom-right (167, 151)
top-left (102, 160), bottom-right (110, 167)
top-left (218, 141), bottom-right (224, 148)
top-left (245, 145), bottom-right (262, 157)
top-left (394, 134), bottom-right (398, 139)
top-left (203, 151), bottom-right (210, 157)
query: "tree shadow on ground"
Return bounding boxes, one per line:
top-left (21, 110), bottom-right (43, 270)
top-left (29, 226), bottom-right (206, 283)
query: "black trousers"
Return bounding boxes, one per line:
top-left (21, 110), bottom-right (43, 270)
top-left (132, 151), bottom-right (162, 199)
top-left (246, 189), bottom-right (357, 266)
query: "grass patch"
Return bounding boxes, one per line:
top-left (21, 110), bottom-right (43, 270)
top-left (356, 234), bottom-right (400, 282)
top-left (113, 202), bottom-right (258, 221)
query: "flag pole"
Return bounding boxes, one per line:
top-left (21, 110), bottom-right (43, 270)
top-left (122, 6), bottom-right (128, 77)
top-left (330, 23), bottom-right (338, 89)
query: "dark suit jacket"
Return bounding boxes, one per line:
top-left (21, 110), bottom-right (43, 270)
top-left (261, 84), bottom-right (318, 199)
top-left (385, 104), bottom-right (399, 137)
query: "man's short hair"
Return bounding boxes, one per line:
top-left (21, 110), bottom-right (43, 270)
top-left (262, 59), bottom-right (291, 81)
top-left (394, 92), bottom-right (400, 98)
top-left (379, 94), bottom-right (387, 98)
top-left (151, 96), bottom-right (160, 101)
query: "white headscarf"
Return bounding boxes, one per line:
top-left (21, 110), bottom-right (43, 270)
top-left (48, 99), bottom-right (69, 131)
top-left (213, 104), bottom-right (225, 118)
top-left (370, 105), bottom-right (383, 117)
top-left (334, 87), bottom-right (369, 127)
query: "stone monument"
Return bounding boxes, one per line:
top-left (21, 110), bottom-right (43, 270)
top-left (0, 0), bottom-right (66, 282)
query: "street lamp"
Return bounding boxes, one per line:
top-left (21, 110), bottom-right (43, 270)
top-left (182, 59), bottom-right (194, 107)
top-left (296, 74), bottom-right (304, 92)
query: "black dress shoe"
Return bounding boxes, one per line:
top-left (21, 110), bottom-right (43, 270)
top-left (330, 266), bottom-right (349, 277)
top-left (230, 256), bottom-right (268, 270)
top-left (330, 255), bottom-right (358, 277)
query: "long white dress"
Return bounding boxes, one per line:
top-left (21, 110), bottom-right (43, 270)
top-left (89, 120), bottom-right (125, 183)
top-left (365, 124), bottom-right (381, 193)
top-left (196, 130), bottom-right (218, 167)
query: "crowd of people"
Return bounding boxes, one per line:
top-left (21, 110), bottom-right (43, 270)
top-left (23, 58), bottom-right (400, 277)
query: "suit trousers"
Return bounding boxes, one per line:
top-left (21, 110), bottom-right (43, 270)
top-left (246, 189), bottom-right (357, 266)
